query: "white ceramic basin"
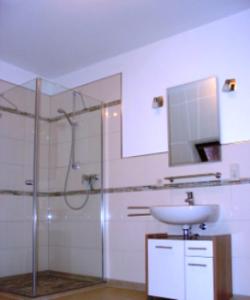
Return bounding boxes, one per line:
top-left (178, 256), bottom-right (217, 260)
top-left (150, 205), bottom-right (219, 225)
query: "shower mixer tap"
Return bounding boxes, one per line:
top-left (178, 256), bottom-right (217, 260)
top-left (82, 174), bottom-right (99, 190)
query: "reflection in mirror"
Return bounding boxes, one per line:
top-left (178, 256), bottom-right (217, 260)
top-left (167, 77), bottom-right (221, 166)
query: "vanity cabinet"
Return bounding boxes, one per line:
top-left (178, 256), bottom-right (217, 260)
top-left (146, 234), bottom-right (232, 300)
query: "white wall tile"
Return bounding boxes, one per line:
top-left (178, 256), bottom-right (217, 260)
top-left (38, 246), bottom-right (49, 271)
top-left (231, 184), bottom-right (250, 221)
top-left (0, 196), bottom-right (32, 221)
top-left (24, 117), bottom-right (34, 142)
top-left (109, 250), bottom-right (145, 283)
top-left (50, 119), bottom-right (71, 145)
top-left (103, 105), bottom-right (121, 135)
top-left (49, 246), bottom-right (102, 277)
top-left (0, 112), bottom-right (25, 140)
top-left (68, 247), bottom-right (102, 277)
top-left (0, 164), bottom-right (23, 189)
top-left (232, 257), bottom-right (250, 295)
top-left (0, 248), bottom-right (32, 277)
top-left (108, 220), bottom-right (147, 252)
top-left (104, 131), bottom-right (121, 162)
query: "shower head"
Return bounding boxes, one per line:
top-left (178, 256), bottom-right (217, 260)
top-left (57, 108), bottom-right (75, 126)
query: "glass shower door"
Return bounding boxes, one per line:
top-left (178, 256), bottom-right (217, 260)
top-left (37, 80), bottom-right (104, 295)
top-left (0, 79), bottom-right (36, 296)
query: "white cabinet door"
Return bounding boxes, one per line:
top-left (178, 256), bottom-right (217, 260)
top-left (185, 256), bottom-right (214, 300)
top-left (148, 239), bottom-right (185, 300)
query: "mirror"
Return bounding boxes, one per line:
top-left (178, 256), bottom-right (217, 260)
top-left (167, 77), bottom-right (221, 166)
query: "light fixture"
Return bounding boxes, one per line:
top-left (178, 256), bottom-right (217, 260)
top-left (152, 96), bottom-right (164, 108)
top-left (222, 79), bottom-right (237, 92)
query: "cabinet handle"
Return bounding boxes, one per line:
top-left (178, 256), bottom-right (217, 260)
top-left (188, 263), bottom-right (207, 268)
top-left (155, 246), bottom-right (173, 250)
top-left (188, 247), bottom-right (207, 251)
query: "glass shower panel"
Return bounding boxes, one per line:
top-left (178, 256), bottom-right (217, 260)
top-left (38, 80), bottom-right (104, 294)
top-left (0, 80), bottom-right (35, 295)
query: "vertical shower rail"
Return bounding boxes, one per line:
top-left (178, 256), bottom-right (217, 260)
top-left (32, 78), bottom-right (41, 296)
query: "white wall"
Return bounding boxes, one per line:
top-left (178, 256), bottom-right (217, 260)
top-left (55, 9), bottom-right (250, 157)
top-left (0, 60), bottom-right (36, 85)
top-left (104, 102), bottom-right (250, 296)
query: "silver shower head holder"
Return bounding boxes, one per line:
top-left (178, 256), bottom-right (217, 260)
top-left (57, 108), bottom-right (77, 126)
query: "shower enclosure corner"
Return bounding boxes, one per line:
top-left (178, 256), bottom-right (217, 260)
top-left (0, 78), bottom-right (104, 297)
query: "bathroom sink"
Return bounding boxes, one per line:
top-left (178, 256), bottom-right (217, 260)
top-left (150, 205), bottom-right (219, 225)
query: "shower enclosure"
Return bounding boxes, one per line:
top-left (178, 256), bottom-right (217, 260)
top-left (0, 78), bottom-right (104, 297)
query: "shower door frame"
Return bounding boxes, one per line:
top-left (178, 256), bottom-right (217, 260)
top-left (100, 103), bottom-right (105, 281)
top-left (32, 78), bottom-right (41, 296)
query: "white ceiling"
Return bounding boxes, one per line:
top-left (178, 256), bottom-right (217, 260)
top-left (0, 0), bottom-right (250, 78)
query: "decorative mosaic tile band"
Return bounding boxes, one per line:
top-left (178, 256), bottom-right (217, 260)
top-left (43, 189), bottom-right (100, 197)
top-left (0, 190), bottom-right (33, 196)
top-left (1, 178), bottom-right (250, 198)
top-left (0, 99), bottom-right (121, 122)
top-left (0, 189), bottom-right (100, 197)
top-left (0, 104), bottom-right (49, 121)
top-left (104, 178), bottom-right (250, 193)
top-left (49, 99), bottom-right (121, 123)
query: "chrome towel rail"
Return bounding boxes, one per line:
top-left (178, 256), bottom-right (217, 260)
top-left (127, 206), bottom-right (150, 209)
top-left (128, 213), bottom-right (151, 217)
top-left (127, 206), bottom-right (151, 217)
top-left (164, 172), bottom-right (221, 183)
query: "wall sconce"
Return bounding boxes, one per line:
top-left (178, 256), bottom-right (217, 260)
top-left (222, 79), bottom-right (237, 92)
top-left (152, 96), bottom-right (164, 108)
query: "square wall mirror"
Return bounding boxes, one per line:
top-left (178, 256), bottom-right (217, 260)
top-left (167, 77), bottom-right (221, 166)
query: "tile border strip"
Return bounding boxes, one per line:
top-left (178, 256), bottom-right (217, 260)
top-left (0, 105), bottom-right (50, 121)
top-left (0, 100), bottom-right (121, 122)
top-left (104, 178), bottom-right (250, 193)
top-left (49, 99), bottom-right (121, 123)
top-left (0, 178), bottom-right (250, 198)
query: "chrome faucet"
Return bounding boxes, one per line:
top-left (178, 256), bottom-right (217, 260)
top-left (82, 174), bottom-right (99, 190)
top-left (185, 191), bottom-right (194, 206)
